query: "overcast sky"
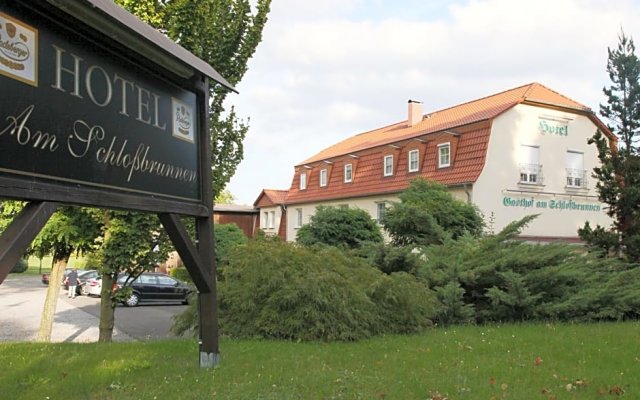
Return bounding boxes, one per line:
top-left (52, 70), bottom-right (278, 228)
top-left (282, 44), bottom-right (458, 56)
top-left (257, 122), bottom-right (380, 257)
top-left (224, 0), bottom-right (640, 205)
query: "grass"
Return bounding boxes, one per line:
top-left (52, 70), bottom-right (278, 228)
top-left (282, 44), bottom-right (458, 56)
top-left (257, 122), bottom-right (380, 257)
top-left (0, 322), bottom-right (637, 399)
top-left (19, 255), bottom-right (87, 276)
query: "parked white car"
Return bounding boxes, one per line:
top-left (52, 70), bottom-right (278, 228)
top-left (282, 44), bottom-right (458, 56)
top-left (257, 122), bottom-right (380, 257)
top-left (83, 276), bottom-right (103, 296)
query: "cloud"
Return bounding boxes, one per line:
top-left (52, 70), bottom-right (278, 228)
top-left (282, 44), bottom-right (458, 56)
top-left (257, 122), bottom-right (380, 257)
top-left (226, 0), bottom-right (640, 204)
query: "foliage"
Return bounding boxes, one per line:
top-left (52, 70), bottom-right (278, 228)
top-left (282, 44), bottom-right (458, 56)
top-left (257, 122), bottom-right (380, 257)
top-left (581, 31), bottom-right (640, 261)
top-left (382, 178), bottom-right (484, 246)
top-left (169, 267), bottom-right (192, 283)
top-left (354, 242), bottom-right (421, 275)
top-left (296, 206), bottom-right (383, 249)
top-left (33, 206), bottom-right (103, 263)
top-left (174, 238), bottom-right (436, 340)
top-left (215, 189), bottom-right (235, 205)
top-left (115, 0), bottom-right (272, 197)
top-left (417, 215), bottom-right (637, 324)
top-left (99, 212), bottom-right (170, 278)
top-left (0, 200), bottom-right (24, 233)
top-left (214, 222), bottom-right (247, 268)
top-left (10, 258), bottom-right (28, 274)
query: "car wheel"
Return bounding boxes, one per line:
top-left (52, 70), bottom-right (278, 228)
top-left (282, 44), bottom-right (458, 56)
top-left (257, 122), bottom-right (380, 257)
top-left (125, 293), bottom-right (140, 307)
top-left (81, 285), bottom-right (89, 296)
top-left (182, 297), bottom-right (189, 305)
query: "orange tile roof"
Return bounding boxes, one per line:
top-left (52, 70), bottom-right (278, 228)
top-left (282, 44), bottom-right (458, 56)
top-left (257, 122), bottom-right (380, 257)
top-left (300, 82), bottom-right (592, 165)
top-left (254, 189), bottom-right (288, 207)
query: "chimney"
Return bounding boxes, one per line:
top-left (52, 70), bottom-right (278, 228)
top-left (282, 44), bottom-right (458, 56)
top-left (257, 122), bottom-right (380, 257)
top-left (408, 100), bottom-right (423, 127)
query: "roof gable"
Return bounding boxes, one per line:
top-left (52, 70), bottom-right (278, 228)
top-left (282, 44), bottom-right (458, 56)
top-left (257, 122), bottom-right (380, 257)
top-left (254, 189), bottom-right (288, 207)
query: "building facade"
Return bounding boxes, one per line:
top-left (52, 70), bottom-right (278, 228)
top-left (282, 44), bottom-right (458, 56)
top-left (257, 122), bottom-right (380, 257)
top-left (254, 189), bottom-right (288, 239)
top-left (257, 83), bottom-right (614, 242)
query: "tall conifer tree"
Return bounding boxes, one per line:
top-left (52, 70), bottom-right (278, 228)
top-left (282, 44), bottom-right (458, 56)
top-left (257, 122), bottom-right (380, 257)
top-left (580, 31), bottom-right (640, 261)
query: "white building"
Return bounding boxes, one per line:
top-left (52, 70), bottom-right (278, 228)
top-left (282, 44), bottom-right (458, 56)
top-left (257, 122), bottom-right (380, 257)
top-left (256, 83), bottom-right (614, 242)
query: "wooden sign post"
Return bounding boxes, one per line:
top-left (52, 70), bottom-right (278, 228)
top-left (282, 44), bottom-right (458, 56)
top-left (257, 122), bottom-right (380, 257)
top-left (0, 0), bottom-right (233, 367)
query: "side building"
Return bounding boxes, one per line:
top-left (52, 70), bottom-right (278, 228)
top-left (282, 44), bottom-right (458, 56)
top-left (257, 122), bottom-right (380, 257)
top-left (258, 82), bottom-right (614, 242)
top-left (254, 189), bottom-right (288, 240)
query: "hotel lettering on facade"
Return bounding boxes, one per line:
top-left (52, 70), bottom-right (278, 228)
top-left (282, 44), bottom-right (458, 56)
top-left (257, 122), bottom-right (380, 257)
top-left (255, 83), bottom-right (614, 242)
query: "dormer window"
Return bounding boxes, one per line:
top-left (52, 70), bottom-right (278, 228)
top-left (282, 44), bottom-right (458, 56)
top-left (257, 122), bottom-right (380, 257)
top-left (408, 149), bottom-right (419, 172)
top-left (438, 143), bottom-right (450, 168)
top-left (384, 155), bottom-right (393, 176)
top-left (319, 169), bottom-right (328, 187)
top-left (344, 163), bottom-right (353, 183)
top-left (300, 172), bottom-right (307, 190)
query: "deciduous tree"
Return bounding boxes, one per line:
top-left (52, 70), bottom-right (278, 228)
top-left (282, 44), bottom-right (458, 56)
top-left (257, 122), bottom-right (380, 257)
top-left (35, 207), bottom-right (102, 341)
top-left (115, 0), bottom-right (272, 198)
top-left (382, 178), bottom-right (484, 246)
top-left (296, 206), bottom-right (383, 249)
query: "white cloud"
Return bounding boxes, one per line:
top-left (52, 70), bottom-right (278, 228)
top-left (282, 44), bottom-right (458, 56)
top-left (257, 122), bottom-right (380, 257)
top-left (226, 0), bottom-right (640, 205)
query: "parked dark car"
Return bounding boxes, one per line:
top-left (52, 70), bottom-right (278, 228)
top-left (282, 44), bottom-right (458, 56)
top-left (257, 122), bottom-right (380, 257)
top-left (116, 272), bottom-right (192, 307)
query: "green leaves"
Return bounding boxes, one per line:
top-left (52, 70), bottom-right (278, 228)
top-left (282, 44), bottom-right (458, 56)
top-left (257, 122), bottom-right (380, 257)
top-left (382, 178), bottom-right (484, 246)
top-left (115, 0), bottom-right (272, 197)
top-left (296, 206), bottom-right (383, 249)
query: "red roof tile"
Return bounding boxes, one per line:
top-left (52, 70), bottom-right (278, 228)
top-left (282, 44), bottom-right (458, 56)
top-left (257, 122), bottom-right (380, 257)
top-left (254, 189), bottom-right (288, 207)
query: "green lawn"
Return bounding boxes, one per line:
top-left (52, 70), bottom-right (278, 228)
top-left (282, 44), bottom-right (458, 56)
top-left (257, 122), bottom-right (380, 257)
top-left (0, 322), bottom-right (637, 399)
top-left (21, 255), bottom-right (87, 276)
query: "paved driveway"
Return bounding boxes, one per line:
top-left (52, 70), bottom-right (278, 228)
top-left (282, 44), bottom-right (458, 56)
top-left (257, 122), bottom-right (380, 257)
top-left (0, 275), bottom-right (188, 343)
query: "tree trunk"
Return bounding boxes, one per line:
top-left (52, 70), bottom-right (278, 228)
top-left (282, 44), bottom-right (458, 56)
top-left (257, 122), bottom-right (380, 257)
top-left (98, 272), bottom-right (116, 342)
top-left (36, 257), bottom-right (68, 342)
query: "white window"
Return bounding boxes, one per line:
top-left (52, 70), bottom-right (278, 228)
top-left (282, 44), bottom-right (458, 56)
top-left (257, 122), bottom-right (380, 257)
top-left (408, 149), bottom-right (419, 172)
top-left (384, 155), bottom-right (393, 176)
top-left (263, 211), bottom-right (269, 229)
top-left (295, 208), bottom-right (303, 228)
top-left (520, 145), bottom-right (542, 184)
top-left (300, 172), bottom-right (307, 190)
top-left (376, 202), bottom-right (386, 222)
top-left (344, 164), bottom-right (353, 183)
top-left (320, 169), bottom-right (328, 187)
top-left (269, 211), bottom-right (275, 229)
top-left (438, 143), bottom-right (450, 168)
top-left (566, 151), bottom-right (585, 188)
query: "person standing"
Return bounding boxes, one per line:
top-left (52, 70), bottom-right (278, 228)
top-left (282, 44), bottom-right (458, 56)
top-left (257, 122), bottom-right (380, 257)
top-left (65, 268), bottom-right (79, 299)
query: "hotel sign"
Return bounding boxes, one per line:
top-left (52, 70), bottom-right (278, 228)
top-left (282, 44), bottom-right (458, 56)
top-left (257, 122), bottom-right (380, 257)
top-left (538, 117), bottom-right (569, 137)
top-left (0, 7), bottom-right (201, 203)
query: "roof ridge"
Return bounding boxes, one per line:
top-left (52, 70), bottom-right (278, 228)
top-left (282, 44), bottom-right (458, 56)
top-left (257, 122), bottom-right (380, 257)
top-left (521, 82), bottom-right (590, 110)
top-left (423, 82), bottom-right (534, 118)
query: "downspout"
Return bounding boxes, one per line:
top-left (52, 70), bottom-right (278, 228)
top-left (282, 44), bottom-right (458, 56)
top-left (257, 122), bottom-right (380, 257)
top-left (280, 204), bottom-right (287, 241)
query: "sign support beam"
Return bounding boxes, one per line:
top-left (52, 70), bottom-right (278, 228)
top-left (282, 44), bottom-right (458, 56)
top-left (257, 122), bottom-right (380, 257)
top-left (0, 201), bottom-right (58, 284)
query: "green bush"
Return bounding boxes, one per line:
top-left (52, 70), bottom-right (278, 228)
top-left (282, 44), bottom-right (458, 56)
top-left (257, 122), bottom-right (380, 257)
top-left (214, 223), bottom-right (247, 266)
top-left (367, 272), bottom-right (436, 333)
top-left (173, 238), bottom-right (438, 341)
top-left (417, 216), bottom-right (638, 324)
top-left (355, 243), bottom-right (421, 275)
top-left (10, 258), bottom-right (28, 273)
top-left (296, 206), bottom-right (383, 249)
top-left (169, 267), bottom-right (192, 283)
top-left (219, 240), bottom-right (379, 341)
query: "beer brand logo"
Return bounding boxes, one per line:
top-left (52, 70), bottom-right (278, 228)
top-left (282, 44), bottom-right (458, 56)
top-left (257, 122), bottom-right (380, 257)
top-left (171, 97), bottom-right (195, 143)
top-left (0, 12), bottom-right (37, 86)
